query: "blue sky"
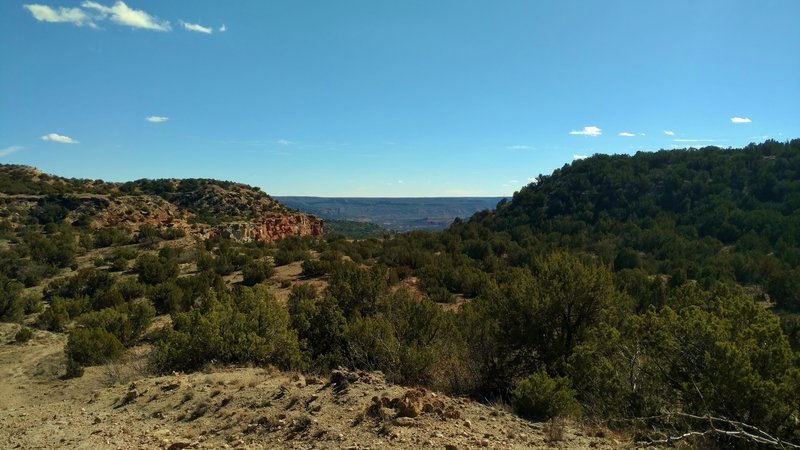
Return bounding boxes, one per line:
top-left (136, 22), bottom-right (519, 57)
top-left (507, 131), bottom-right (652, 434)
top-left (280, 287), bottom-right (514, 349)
top-left (1, 1), bottom-right (798, 196)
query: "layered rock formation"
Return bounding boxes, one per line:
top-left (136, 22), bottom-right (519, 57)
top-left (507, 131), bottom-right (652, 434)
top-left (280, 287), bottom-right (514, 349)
top-left (216, 214), bottom-right (324, 242)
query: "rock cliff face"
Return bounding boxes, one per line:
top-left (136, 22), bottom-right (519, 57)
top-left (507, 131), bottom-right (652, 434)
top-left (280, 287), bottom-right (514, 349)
top-left (216, 213), bottom-right (324, 242)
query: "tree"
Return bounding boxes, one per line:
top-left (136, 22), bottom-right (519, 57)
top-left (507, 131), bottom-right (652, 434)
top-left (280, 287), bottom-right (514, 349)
top-left (134, 254), bottom-right (179, 285)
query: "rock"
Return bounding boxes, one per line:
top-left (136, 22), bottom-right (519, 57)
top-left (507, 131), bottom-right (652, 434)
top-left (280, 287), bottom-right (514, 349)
top-left (392, 417), bottom-right (416, 427)
top-left (167, 440), bottom-right (194, 450)
top-left (161, 381), bottom-right (182, 392)
top-left (479, 438), bottom-right (489, 447)
top-left (445, 445), bottom-right (459, 450)
top-left (215, 214), bottom-right (323, 243)
top-left (441, 406), bottom-right (461, 419)
top-left (464, 419), bottom-right (472, 428)
top-left (121, 389), bottom-right (138, 405)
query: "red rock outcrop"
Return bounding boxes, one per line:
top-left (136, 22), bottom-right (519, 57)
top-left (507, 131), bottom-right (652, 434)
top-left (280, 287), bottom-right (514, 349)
top-left (215, 213), bottom-right (324, 243)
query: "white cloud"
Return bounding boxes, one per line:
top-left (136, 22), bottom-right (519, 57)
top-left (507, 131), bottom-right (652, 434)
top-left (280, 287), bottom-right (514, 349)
top-left (664, 130), bottom-right (675, 136)
top-left (181, 20), bottom-right (212, 34)
top-left (573, 154), bottom-right (589, 160)
top-left (82, 1), bottom-right (170, 31)
top-left (569, 126), bottom-right (602, 137)
top-left (145, 116), bottom-right (169, 123)
top-left (507, 145), bottom-right (530, 150)
top-left (731, 116), bottom-right (752, 124)
top-left (618, 132), bottom-right (635, 137)
top-left (0, 145), bottom-right (24, 157)
top-left (219, 24), bottom-right (226, 32)
top-left (23, 4), bottom-right (93, 26)
top-left (276, 139), bottom-right (292, 146)
top-left (41, 133), bottom-right (78, 144)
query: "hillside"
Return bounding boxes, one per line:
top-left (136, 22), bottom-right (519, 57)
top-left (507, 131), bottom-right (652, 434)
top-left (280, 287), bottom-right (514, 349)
top-left (470, 139), bottom-right (800, 306)
top-left (0, 323), bottom-right (622, 449)
top-left (276, 196), bottom-right (505, 231)
top-left (1, 142), bottom-right (799, 449)
top-left (0, 165), bottom-right (324, 243)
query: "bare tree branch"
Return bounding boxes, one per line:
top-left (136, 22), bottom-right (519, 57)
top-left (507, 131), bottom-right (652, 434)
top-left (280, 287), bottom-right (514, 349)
top-left (623, 412), bottom-right (800, 449)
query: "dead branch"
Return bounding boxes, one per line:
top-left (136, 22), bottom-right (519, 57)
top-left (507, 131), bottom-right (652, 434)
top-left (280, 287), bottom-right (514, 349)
top-left (628, 412), bottom-right (800, 449)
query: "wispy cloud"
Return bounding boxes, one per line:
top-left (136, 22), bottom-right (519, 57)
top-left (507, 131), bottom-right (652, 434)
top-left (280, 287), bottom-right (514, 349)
top-left (0, 145), bottom-right (24, 157)
top-left (23, 4), bottom-right (93, 26)
top-left (569, 126), bottom-right (601, 137)
top-left (573, 154), bottom-right (589, 160)
top-left (145, 116), bottom-right (169, 123)
top-left (41, 133), bottom-right (78, 144)
top-left (181, 20), bottom-right (212, 34)
top-left (618, 132), bottom-right (635, 137)
top-left (507, 144), bottom-right (531, 150)
top-left (276, 139), bottom-right (292, 146)
top-left (731, 116), bottom-right (752, 124)
top-left (664, 130), bottom-right (675, 136)
top-left (82, 1), bottom-right (170, 31)
top-left (219, 24), bottom-right (226, 32)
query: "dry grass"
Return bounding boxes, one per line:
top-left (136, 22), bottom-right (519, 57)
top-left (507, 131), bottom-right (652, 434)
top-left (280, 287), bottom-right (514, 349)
top-left (546, 416), bottom-right (568, 443)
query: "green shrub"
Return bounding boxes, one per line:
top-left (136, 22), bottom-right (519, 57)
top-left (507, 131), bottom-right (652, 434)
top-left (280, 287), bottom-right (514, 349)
top-left (14, 326), bottom-right (33, 343)
top-left (301, 259), bottom-right (329, 278)
top-left (90, 289), bottom-right (124, 310)
top-left (288, 289), bottom-right (347, 371)
top-left (66, 327), bottom-right (124, 365)
top-left (149, 281), bottom-right (185, 314)
top-left (37, 297), bottom-right (71, 331)
top-left (134, 254), bottom-right (179, 285)
top-left (0, 277), bottom-right (24, 322)
top-left (93, 227), bottom-right (131, 248)
top-left (513, 370), bottom-right (581, 420)
top-left (116, 278), bottom-right (146, 301)
top-left (64, 359), bottom-right (84, 379)
top-left (76, 302), bottom-right (153, 347)
top-left (426, 286), bottom-right (456, 304)
top-left (274, 249), bottom-right (309, 266)
top-left (242, 260), bottom-right (274, 286)
top-left (152, 285), bottom-right (301, 373)
top-left (22, 294), bottom-right (43, 314)
top-left (111, 247), bottom-right (138, 261)
top-left (109, 257), bottom-right (129, 272)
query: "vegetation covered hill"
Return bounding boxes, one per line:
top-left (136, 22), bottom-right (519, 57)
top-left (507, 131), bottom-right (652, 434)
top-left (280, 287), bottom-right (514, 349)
top-left (1, 141), bottom-right (799, 448)
top-left (481, 139), bottom-right (800, 299)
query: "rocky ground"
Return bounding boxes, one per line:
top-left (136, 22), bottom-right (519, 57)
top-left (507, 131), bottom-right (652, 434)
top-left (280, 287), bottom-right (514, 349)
top-left (0, 324), bottom-right (630, 450)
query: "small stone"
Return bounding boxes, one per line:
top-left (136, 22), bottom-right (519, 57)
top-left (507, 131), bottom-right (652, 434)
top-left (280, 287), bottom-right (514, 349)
top-left (464, 419), bottom-right (472, 428)
top-left (167, 440), bottom-right (193, 450)
top-left (392, 417), bottom-right (416, 427)
top-left (479, 438), bottom-right (489, 447)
